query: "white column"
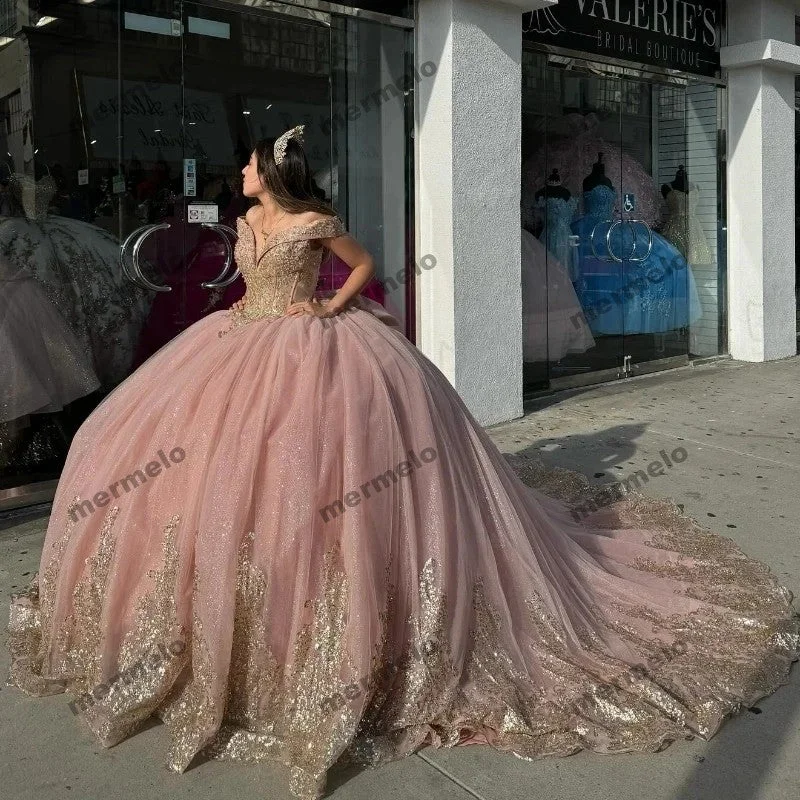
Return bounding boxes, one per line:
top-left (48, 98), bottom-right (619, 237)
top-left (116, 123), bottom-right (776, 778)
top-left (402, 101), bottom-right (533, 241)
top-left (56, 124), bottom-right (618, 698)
top-left (415, 0), bottom-right (557, 427)
top-left (722, 0), bottom-right (799, 361)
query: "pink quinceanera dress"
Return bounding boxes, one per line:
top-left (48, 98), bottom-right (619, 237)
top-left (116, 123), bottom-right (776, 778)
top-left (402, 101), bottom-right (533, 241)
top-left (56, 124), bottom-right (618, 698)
top-left (7, 214), bottom-right (799, 800)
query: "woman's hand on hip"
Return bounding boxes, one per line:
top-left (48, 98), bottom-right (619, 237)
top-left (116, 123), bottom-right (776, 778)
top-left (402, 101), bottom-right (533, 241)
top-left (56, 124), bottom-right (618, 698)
top-left (285, 299), bottom-right (341, 319)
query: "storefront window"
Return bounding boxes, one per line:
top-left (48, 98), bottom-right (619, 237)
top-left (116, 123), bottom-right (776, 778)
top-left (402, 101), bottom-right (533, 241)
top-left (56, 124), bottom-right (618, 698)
top-left (521, 49), bottom-right (727, 394)
top-left (330, 16), bottom-right (413, 331)
top-left (795, 16), bottom-right (800, 352)
top-left (0, 0), bottom-right (413, 508)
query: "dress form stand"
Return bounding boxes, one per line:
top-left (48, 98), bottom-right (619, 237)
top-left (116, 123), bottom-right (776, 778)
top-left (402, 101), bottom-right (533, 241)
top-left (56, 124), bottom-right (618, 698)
top-left (535, 169), bottom-right (572, 202)
top-left (660, 165), bottom-right (712, 266)
top-left (583, 153), bottom-right (614, 193)
top-left (535, 169), bottom-right (578, 280)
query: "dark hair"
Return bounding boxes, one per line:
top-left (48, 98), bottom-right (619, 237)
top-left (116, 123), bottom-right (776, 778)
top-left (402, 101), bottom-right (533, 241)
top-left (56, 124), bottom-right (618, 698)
top-left (253, 137), bottom-right (335, 217)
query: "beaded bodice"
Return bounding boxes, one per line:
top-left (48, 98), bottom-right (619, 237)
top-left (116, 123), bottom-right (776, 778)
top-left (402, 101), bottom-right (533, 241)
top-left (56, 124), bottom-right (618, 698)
top-left (582, 185), bottom-right (616, 221)
top-left (665, 187), bottom-right (699, 217)
top-left (536, 195), bottom-right (577, 230)
top-left (9, 173), bottom-right (57, 220)
top-left (226, 214), bottom-right (346, 329)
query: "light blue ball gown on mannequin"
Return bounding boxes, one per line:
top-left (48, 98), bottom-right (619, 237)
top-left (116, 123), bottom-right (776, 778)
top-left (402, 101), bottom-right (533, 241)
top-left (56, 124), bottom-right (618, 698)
top-left (571, 185), bottom-right (702, 335)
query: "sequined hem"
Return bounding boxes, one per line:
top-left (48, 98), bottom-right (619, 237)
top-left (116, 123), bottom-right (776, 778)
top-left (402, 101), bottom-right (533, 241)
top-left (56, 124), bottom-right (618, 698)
top-left (7, 465), bottom-right (800, 800)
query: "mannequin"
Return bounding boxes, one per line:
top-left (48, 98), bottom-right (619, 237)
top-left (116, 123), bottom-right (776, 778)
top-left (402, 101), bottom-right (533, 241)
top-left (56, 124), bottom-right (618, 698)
top-left (582, 153), bottom-right (614, 192)
top-left (570, 157), bottom-right (702, 336)
top-left (661, 165), bottom-right (692, 199)
top-left (535, 168), bottom-right (577, 274)
top-left (535, 169), bottom-right (571, 201)
top-left (661, 165), bottom-right (712, 264)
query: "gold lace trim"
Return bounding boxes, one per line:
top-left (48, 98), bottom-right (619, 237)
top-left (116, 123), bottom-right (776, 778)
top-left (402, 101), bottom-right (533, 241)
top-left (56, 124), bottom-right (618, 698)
top-left (7, 459), bottom-right (800, 800)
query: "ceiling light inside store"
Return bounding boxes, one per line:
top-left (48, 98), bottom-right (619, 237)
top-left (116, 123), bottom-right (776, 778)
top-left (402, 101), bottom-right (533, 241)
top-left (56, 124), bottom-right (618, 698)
top-left (35, 16), bottom-right (58, 26)
top-left (242, 110), bottom-right (251, 115)
top-left (90, 139), bottom-right (97, 144)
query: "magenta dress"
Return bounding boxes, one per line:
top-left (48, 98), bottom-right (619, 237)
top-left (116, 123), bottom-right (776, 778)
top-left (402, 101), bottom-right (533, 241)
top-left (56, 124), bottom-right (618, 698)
top-left (7, 215), bottom-right (799, 800)
top-left (131, 206), bottom-right (246, 370)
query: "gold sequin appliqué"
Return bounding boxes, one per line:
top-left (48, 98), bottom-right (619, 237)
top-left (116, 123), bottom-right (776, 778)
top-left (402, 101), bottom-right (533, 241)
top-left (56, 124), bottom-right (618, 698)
top-left (7, 495), bottom-right (85, 695)
top-left (8, 455), bottom-right (800, 800)
top-left (217, 215), bottom-right (347, 337)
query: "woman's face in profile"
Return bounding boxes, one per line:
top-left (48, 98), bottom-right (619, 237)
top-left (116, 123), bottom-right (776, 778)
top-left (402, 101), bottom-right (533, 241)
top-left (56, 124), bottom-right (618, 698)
top-left (241, 151), bottom-right (263, 198)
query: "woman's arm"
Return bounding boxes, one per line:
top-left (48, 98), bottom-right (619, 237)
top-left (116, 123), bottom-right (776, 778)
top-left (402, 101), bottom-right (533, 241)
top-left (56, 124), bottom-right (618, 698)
top-left (318, 233), bottom-right (376, 314)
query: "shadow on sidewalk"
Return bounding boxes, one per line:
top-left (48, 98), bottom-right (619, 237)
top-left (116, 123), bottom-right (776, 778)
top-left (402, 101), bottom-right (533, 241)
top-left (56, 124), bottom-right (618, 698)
top-left (506, 420), bottom-right (800, 800)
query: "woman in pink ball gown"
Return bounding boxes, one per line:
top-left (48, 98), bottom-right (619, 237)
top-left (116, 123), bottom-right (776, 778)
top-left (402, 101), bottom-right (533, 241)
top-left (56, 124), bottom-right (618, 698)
top-left (7, 126), bottom-right (799, 800)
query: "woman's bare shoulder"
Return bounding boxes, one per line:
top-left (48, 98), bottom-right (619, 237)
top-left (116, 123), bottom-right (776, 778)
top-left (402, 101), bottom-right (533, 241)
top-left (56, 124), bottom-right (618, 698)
top-left (244, 205), bottom-right (262, 226)
top-left (294, 210), bottom-right (335, 226)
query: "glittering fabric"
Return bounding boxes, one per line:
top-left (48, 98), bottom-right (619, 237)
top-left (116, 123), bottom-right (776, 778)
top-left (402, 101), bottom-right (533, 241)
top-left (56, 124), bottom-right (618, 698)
top-left (521, 229), bottom-right (595, 362)
top-left (6, 216), bottom-right (799, 800)
top-left (571, 186), bottom-right (703, 335)
top-left (0, 194), bottom-right (152, 387)
top-left (218, 215), bottom-right (350, 336)
top-left (536, 195), bottom-right (577, 270)
top-left (0, 253), bottom-right (100, 423)
top-left (522, 113), bottom-right (664, 229)
top-left (661, 189), bottom-right (714, 265)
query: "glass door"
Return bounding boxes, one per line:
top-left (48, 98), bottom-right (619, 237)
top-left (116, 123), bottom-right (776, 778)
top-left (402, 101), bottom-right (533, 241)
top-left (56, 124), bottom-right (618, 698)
top-left (1, 0), bottom-right (414, 510)
top-left (119, 0), bottom-right (333, 367)
top-left (522, 63), bottom-right (627, 390)
top-left (0, 0), bottom-right (333, 506)
top-left (521, 53), bottom-right (717, 397)
top-left (617, 77), bottom-right (693, 378)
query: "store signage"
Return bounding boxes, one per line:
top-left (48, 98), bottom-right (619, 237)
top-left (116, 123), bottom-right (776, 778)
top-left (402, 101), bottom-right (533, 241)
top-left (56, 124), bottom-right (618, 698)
top-left (83, 75), bottom-right (236, 166)
top-left (183, 158), bottom-right (197, 197)
top-left (335, 1), bottom-right (412, 17)
top-left (523, 1), bottom-right (721, 77)
top-left (187, 202), bottom-right (218, 223)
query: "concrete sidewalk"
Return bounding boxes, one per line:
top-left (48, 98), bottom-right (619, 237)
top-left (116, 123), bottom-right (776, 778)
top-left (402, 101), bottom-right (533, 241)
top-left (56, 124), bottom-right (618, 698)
top-left (2, 356), bottom-right (799, 800)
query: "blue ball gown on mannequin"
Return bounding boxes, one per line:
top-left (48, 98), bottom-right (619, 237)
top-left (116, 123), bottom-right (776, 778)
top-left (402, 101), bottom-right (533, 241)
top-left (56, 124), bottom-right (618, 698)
top-left (571, 185), bottom-right (702, 336)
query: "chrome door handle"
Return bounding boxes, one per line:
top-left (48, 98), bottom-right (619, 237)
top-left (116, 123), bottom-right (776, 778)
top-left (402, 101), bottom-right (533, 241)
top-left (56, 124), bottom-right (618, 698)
top-left (120, 224), bottom-right (157, 290)
top-left (605, 219), bottom-right (623, 263)
top-left (199, 223), bottom-right (241, 289)
top-left (607, 219), bottom-right (653, 264)
top-left (627, 219), bottom-right (653, 263)
top-left (590, 220), bottom-right (615, 262)
top-left (612, 219), bottom-right (637, 263)
top-left (131, 223), bottom-right (172, 292)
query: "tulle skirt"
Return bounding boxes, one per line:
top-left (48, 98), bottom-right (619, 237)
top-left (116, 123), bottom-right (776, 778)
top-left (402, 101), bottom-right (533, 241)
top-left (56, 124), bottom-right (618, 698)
top-left (7, 296), bottom-right (799, 800)
top-left (0, 274), bottom-right (100, 423)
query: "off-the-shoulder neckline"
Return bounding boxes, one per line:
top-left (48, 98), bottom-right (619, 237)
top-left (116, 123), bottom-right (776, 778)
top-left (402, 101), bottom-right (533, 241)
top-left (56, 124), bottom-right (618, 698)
top-left (235, 214), bottom-right (341, 237)
top-left (236, 214), bottom-right (343, 263)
